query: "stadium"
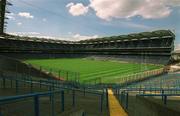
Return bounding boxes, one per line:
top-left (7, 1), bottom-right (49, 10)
top-left (0, 0), bottom-right (180, 116)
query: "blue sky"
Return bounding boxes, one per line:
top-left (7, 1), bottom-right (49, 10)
top-left (6, 0), bottom-right (180, 49)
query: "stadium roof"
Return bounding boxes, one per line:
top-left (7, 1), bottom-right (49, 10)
top-left (79, 30), bottom-right (175, 43)
top-left (0, 30), bottom-right (175, 44)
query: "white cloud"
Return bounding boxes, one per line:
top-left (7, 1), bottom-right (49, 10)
top-left (18, 12), bottom-right (34, 19)
top-left (66, 3), bottom-right (89, 16)
top-left (8, 32), bottom-right (66, 40)
top-left (66, 0), bottom-right (180, 20)
top-left (8, 32), bottom-right (59, 39)
top-left (89, 0), bottom-right (175, 20)
top-left (17, 22), bottom-right (22, 26)
top-left (66, 3), bottom-right (74, 8)
top-left (8, 32), bottom-right (98, 41)
top-left (9, 32), bottom-right (40, 36)
top-left (72, 33), bottom-right (98, 41)
top-left (42, 18), bottom-right (47, 22)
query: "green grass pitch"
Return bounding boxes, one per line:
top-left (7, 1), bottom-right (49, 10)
top-left (25, 58), bottom-right (163, 83)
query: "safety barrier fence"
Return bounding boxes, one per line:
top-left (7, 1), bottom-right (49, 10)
top-left (0, 74), bottom-right (105, 96)
top-left (1, 72), bottom-right (180, 115)
top-left (1, 70), bottom-right (180, 92)
top-left (127, 73), bottom-right (180, 89)
top-left (0, 77), bottom-right (107, 116)
top-left (0, 71), bottom-right (112, 115)
top-left (0, 70), bottom-right (122, 91)
top-left (113, 88), bottom-right (180, 111)
top-left (22, 62), bottom-right (81, 83)
top-left (138, 93), bottom-right (180, 105)
top-left (121, 88), bottom-right (180, 93)
top-left (0, 70), bottom-right (106, 90)
top-left (0, 89), bottom-right (105, 116)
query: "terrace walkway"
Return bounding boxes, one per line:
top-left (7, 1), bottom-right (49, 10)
top-left (108, 89), bottom-right (128, 116)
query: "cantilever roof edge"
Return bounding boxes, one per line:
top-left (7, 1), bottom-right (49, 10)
top-left (79, 30), bottom-right (175, 43)
top-left (1, 30), bottom-right (175, 44)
